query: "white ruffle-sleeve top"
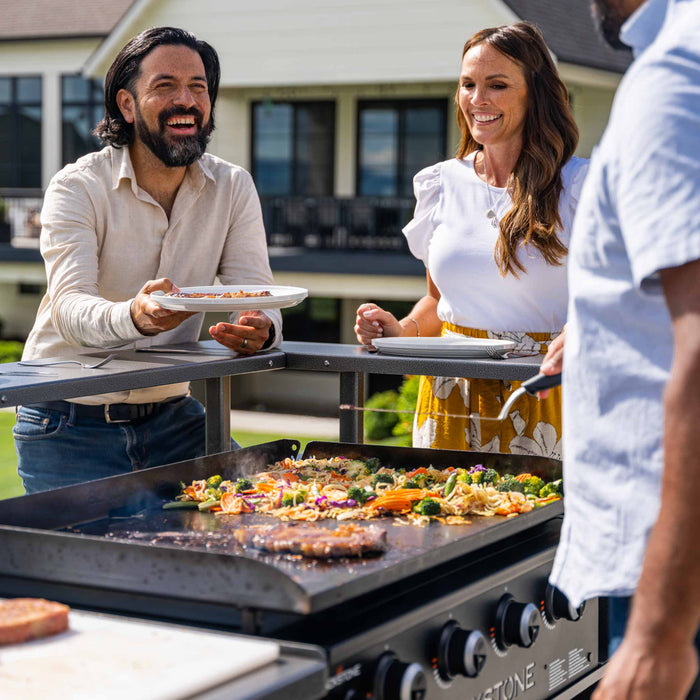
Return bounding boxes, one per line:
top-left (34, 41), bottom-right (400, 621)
top-left (403, 152), bottom-right (588, 333)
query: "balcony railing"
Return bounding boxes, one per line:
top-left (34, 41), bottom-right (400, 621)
top-left (260, 196), bottom-right (416, 252)
top-left (0, 188), bottom-right (43, 247)
top-left (0, 190), bottom-right (418, 254)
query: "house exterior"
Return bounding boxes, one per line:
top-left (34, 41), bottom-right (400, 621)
top-left (0, 0), bottom-right (631, 410)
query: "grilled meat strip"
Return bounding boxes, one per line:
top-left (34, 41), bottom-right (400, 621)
top-left (234, 522), bottom-right (387, 558)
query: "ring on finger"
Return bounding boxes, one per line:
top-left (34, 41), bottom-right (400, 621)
top-left (241, 337), bottom-right (248, 349)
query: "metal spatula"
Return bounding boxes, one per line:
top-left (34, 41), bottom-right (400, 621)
top-left (491, 372), bottom-right (562, 421)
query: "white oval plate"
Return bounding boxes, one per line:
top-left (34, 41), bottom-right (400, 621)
top-left (151, 285), bottom-right (308, 312)
top-left (372, 336), bottom-right (516, 358)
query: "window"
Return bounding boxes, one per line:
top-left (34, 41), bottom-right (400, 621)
top-left (252, 101), bottom-right (335, 196)
top-left (0, 77), bottom-right (42, 187)
top-left (62, 75), bottom-right (104, 165)
top-left (279, 297), bottom-right (340, 343)
top-left (357, 99), bottom-right (447, 196)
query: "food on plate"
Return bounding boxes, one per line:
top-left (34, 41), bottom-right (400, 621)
top-left (164, 458), bottom-right (562, 526)
top-left (234, 522), bottom-right (387, 557)
top-left (165, 290), bottom-right (272, 299)
top-left (0, 598), bottom-right (69, 645)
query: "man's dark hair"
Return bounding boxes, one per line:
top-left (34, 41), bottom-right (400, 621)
top-left (94, 26), bottom-right (220, 147)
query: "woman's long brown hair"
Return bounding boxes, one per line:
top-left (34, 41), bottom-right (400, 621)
top-left (456, 22), bottom-right (579, 277)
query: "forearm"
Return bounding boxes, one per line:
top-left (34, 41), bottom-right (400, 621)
top-left (52, 292), bottom-right (141, 347)
top-left (398, 295), bottom-right (442, 337)
top-left (627, 353), bottom-right (700, 645)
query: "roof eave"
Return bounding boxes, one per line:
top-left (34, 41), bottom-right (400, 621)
top-left (82, 0), bottom-right (152, 77)
top-left (557, 61), bottom-right (624, 89)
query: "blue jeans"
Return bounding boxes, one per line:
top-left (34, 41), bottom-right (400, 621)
top-left (14, 396), bottom-right (234, 494)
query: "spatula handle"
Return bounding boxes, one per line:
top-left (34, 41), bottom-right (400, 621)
top-left (522, 372), bottom-right (562, 395)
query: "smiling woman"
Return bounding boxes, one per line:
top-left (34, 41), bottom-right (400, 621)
top-left (354, 22), bottom-right (586, 457)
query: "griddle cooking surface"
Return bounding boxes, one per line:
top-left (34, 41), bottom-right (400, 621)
top-left (0, 441), bottom-right (562, 615)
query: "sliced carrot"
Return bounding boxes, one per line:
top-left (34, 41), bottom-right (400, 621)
top-left (255, 482), bottom-right (275, 492)
top-left (514, 473), bottom-right (532, 483)
top-left (406, 467), bottom-right (429, 478)
top-left (377, 488), bottom-right (427, 500)
top-left (329, 471), bottom-right (350, 482)
top-left (282, 472), bottom-right (299, 482)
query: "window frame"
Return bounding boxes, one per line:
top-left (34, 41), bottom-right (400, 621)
top-left (0, 75), bottom-right (43, 188)
top-left (355, 98), bottom-right (449, 197)
top-left (250, 99), bottom-right (336, 197)
top-left (61, 74), bottom-right (104, 166)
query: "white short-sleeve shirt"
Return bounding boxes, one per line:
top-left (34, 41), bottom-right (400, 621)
top-left (550, 0), bottom-right (700, 606)
top-left (402, 153), bottom-right (588, 332)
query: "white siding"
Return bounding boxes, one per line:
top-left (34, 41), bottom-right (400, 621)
top-left (86, 0), bottom-right (520, 85)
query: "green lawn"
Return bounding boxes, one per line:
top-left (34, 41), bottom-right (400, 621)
top-left (0, 412), bottom-right (405, 500)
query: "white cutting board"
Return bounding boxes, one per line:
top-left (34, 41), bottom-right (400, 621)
top-left (0, 609), bottom-right (280, 700)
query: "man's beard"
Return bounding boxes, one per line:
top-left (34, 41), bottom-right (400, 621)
top-left (134, 104), bottom-right (213, 167)
top-left (591, 0), bottom-right (632, 49)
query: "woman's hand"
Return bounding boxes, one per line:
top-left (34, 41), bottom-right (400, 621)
top-left (538, 326), bottom-right (566, 398)
top-left (209, 311), bottom-right (272, 355)
top-left (354, 303), bottom-right (403, 348)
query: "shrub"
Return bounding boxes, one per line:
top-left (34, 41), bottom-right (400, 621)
top-left (0, 340), bottom-right (24, 363)
top-left (364, 389), bottom-right (399, 440)
top-left (392, 375), bottom-right (420, 445)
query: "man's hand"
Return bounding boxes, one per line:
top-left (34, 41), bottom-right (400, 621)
top-left (209, 310), bottom-right (272, 355)
top-left (538, 325), bottom-right (566, 398)
top-left (131, 278), bottom-right (196, 336)
top-left (593, 634), bottom-right (698, 700)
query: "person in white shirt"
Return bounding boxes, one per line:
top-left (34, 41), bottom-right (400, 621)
top-left (14, 27), bottom-right (281, 493)
top-left (354, 22), bottom-right (586, 457)
top-left (540, 1), bottom-right (700, 698)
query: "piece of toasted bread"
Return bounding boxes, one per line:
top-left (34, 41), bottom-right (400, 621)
top-left (0, 598), bottom-right (70, 645)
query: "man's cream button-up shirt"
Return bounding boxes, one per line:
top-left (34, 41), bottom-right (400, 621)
top-left (23, 145), bottom-right (282, 406)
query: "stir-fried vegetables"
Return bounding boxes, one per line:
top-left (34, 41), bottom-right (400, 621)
top-left (163, 458), bottom-right (563, 526)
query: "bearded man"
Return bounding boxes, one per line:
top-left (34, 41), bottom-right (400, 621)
top-left (539, 0), bottom-right (700, 698)
top-left (14, 27), bottom-right (281, 493)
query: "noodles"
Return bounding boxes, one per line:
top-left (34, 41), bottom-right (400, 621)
top-left (167, 457), bottom-right (561, 526)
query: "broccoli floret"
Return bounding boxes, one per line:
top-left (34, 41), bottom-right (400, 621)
top-left (402, 479), bottom-right (420, 489)
top-left (496, 476), bottom-right (525, 493)
top-left (372, 472), bottom-right (395, 488)
top-left (408, 473), bottom-right (429, 488)
top-left (522, 476), bottom-right (545, 497)
top-left (364, 457), bottom-right (382, 474)
top-left (347, 485), bottom-right (372, 505)
top-left (235, 478), bottom-right (254, 493)
top-left (281, 490), bottom-right (307, 507)
top-left (413, 497), bottom-right (441, 517)
top-left (458, 470), bottom-right (473, 484)
top-left (539, 479), bottom-right (563, 499)
top-left (470, 470), bottom-right (485, 484)
top-left (281, 492), bottom-right (296, 507)
top-left (205, 487), bottom-right (221, 500)
top-left (206, 474), bottom-right (223, 489)
top-left (482, 468), bottom-right (500, 485)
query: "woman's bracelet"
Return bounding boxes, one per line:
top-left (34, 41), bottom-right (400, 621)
top-left (407, 316), bottom-right (420, 337)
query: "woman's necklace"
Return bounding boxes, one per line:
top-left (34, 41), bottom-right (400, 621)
top-left (480, 153), bottom-right (508, 228)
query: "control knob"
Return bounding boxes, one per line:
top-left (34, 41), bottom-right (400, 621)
top-left (545, 584), bottom-right (585, 622)
top-left (495, 594), bottom-right (540, 649)
top-left (437, 621), bottom-right (488, 680)
top-left (374, 652), bottom-right (427, 700)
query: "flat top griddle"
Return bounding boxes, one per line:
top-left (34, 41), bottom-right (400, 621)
top-left (0, 441), bottom-right (562, 615)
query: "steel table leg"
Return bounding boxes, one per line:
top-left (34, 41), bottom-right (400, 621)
top-left (339, 371), bottom-right (365, 443)
top-left (205, 376), bottom-right (231, 454)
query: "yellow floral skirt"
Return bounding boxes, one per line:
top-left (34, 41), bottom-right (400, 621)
top-left (413, 323), bottom-right (562, 458)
